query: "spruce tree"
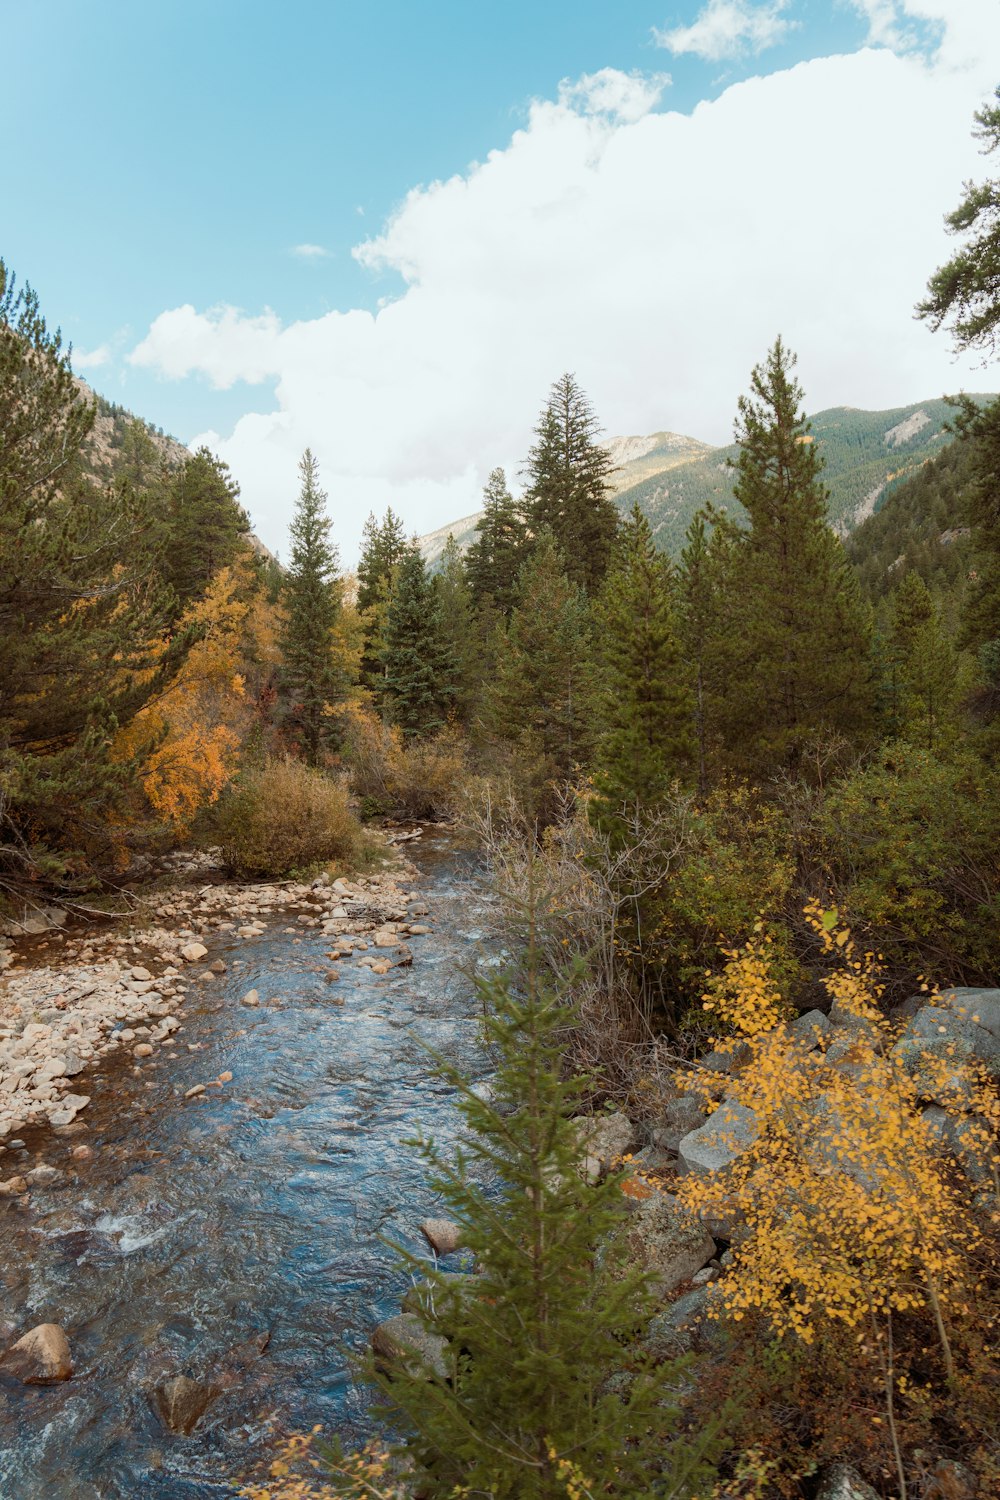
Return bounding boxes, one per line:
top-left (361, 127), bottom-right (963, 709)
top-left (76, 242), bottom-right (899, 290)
top-left (592, 505), bottom-right (693, 842)
top-left (884, 571), bottom-right (959, 750)
top-left (523, 374), bottom-right (619, 594)
top-left (726, 338), bottom-right (872, 773)
top-left (384, 544), bottom-right (450, 739)
top-left (163, 447), bottom-right (249, 607)
top-left (951, 394), bottom-right (1000, 742)
top-left (678, 510), bottom-right (738, 795)
top-left (486, 534), bottom-right (596, 789)
top-left (357, 506), bottom-right (408, 687)
top-left (278, 450), bottom-right (345, 765)
top-left (434, 535), bottom-right (480, 726)
top-left (465, 466), bottom-right (527, 617)
top-left (368, 916), bottom-right (721, 1499)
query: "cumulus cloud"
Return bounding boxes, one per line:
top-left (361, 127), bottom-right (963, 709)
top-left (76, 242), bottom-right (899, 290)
top-left (558, 67), bottom-right (671, 123)
top-left (654, 1), bottom-right (794, 61)
top-left (129, 12), bottom-right (1000, 563)
top-left (74, 343), bottom-right (112, 369)
top-left (291, 243), bottom-right (332, 259)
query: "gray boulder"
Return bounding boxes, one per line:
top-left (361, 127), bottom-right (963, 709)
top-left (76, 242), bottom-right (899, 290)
top-left (611, 1188), bottom-right (715, 1298)
top-left (939, 986), bottom-right (1000, 1042)
top-left (643, 1287), bottom-right (710, 1360)
top-left (573, 1110), bottom-right (640, 1180)
top-left (906, 1004), bottom-right (1000, 1070)
top-left (790, 1009), bottom-right (830, 1048)
top-left (650, 1095), bottom-right (707, 1154)
top-left (815, 1464), bottom-right (879, 1500)
top-left (677, 1099), bottom-right (758, 1178)
top-left (371, 1313), bottom-right (449, 1380)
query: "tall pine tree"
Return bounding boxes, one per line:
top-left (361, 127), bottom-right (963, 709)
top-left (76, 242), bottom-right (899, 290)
top-left (163, 447), bottom-right (249, 608)
top-left (523, 374), bottom-right (619, 594)
top-left (357, 506), bottom-right (408, 689)
top-left (678, 510), bottom-right (738, 796)
top-left (465, 466), bottom-right (527, 617)
top-left (884, 570), bottom-right (960, 750)
top-left (592, 505), bottom-right (693, 841)
top-left (278, 450), bottom-right (345, 765)
top-left (384, 543), bottom-right (451, 739)
top-left (726, 338), bottom-right (872, 773)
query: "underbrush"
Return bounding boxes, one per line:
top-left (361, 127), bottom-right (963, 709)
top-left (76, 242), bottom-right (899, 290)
top-left (342, 707), bottom-right (469, 822)
top-left (216, 757), bottom-right (362, 879)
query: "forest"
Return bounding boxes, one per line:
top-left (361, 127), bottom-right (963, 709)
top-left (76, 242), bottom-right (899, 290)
top-left (2, 79), bottom-right (1000, 1500)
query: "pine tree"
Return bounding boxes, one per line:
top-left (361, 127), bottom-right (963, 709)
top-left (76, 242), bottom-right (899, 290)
top-left (164, 447), bottom-right (249, 607)
top-left (523, 374), bottom-right (619, 594)
top-left (883, 571), bottom-right (960, 749)
top-left (486, 534), bottom-right (596, 789)
top-left (726, 339), bottom-right (872, 772)
top-left (592, 505), bottom-right (693, 841)
top-left (368, 911), bottom-right (722, 1499)
top-left (951, 394), bottom-right (1000, 742)
top-left (278, 450), bottom-right (345, 765)
top-left (384, 544), bottom-right (451, 739)
top-left (678, 510), bottom-right (738, 796)
top-left (465, 466), bottom-right (527, 617)
top-left (0, 260), bottom-right (185, 881)
top-left (434, 535), bottom-right (480, 725)
top-left (357, 506), bottom-right (408, 687)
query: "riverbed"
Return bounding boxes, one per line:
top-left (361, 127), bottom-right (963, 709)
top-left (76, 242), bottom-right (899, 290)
top-left (0, 834), bottom-right (490, 1499)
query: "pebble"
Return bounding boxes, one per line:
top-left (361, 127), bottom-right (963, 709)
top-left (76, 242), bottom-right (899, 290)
top-left (184, 1084), bottom-right (206, 1100)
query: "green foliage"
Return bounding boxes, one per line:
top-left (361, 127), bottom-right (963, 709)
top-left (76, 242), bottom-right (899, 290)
top-left (817, 743), bottom-right (1000, 985)
top-left (357, 507), bottom-right (408, 689)
top-left (523, 373), bottom-right (619, 594)
top-left (278, 450), bottom-right (347, 765)
top-left (217, 756), bottom-right (359, 878)
top-left (368, 919), bottom-right (722, 1499)
top-left (917, 83), bottom-right (1000, 358)
top-left (880, 570), bottom-right (962, 749)
top-left (465, 466), bottom-right (528, 617)
top-left (724, 338), bottom-right (873, 772)
top-left (163, 446), bottom-right (249, 608)
top-left (384, 544), bottom-right (452, 739)
top-left (434, 535), bottom-right (481, 726)
top-left (591, 505), bottom-right (693, 842)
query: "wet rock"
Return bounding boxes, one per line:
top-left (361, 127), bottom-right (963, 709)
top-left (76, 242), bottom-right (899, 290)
top-left (0, 1323), bottom-right (73, 1383)
top-left (179, 942), bottom-right (208, 963)
top-left (151, 1373), bottom-right (218, 1434)
top-left (71, 1144), bottom-right (94, 1161)
top-left (209, 959), bottom-right (227, 974)
top-left (408, 924), bottom-right (431, 935)
top-left (25, 1164), bottom-right (63, 1186)
top-left (420, 1218), bottom-right (464, 1257)
top-left (815, 1464), bottom-right (879, 1500)
top-left (241, 989), bottom-right (260, 1007)
top-left (184, 1084), bottom-right (206, 1099)
top-left (371, 1313), bottom-right (449, 1380)
top-left (134, 1043), bottom-right (155, 1058)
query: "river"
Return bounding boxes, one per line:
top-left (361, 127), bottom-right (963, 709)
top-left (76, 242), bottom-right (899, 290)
top-left (0, 834), bottom-right (490, 1499)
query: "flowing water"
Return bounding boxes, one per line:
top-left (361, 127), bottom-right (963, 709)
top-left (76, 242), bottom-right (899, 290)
top-left (0, 834), bottom-right (491, 1499)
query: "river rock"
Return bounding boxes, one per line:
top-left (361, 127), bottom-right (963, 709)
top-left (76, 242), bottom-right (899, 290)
top-left (151, 1373), bottom-right (218, 1434)
top-left (210, 959), bottom-right (227, 974)
top-left (420, 1218), bottom-right (464, 1257)
top-left (815, 1464), bottom-right (879, 1500)
top-left (0, 1323), bottom-right (73, 1383)
top-left (134, 1043), bottom-right (154, 1058)
top-left (371, 1313), bottom-right (449, 1380)
top-left (241, 989), bottom-right (260, 1007)
top-left (184, 1084), bottom-right (205, 1099)
top-left (0, 1176), bottom-right (28, 1195)
top-left (179, 942), bottom-right (208, 963)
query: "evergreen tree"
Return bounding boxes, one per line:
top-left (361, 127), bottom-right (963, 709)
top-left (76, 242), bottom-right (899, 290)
top-left (369, 916), bottom-right (722, 1498)
top-left (523, 374), bottom-right (619, 594)
top-left (592, 505), bottom-right (693, 841)
top-left (465, 466), bottom-right (527, 617)
top-left (278, 450), bottom-right (345, 765)
top-left (384, 544), bottom-right (451, 739)
top-left (884, 570), bottom-right (960, 750)
top-left (434, 535), bottom-right (480, 725)
top-left (357, 506), bottom-right (408, 687)
top-left (486, 534), bottom-right (596, 788)
top-left (678, 510), bottom-right (738, 796)
top-left (163, 447), bottom-right (249, 607)
top-left (726, 339), bottom-right (872, 772)
top-left (918, 84), bottom-right (1000, 358)
top-left (952, 394), bottom-right (1000, 741)
top-left (0, 260), bottom-right (184, 881)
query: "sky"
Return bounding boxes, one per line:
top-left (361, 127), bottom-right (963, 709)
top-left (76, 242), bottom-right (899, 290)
top-left (3, 0), bottom-right (999, 562)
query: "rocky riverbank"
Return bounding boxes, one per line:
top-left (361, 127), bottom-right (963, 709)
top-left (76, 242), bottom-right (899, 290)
top-left (0, 837), bottom-right (431, 1155)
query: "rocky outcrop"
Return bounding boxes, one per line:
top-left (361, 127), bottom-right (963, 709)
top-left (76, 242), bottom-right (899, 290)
top-left (815, 1463), bottom-right (879, 1500)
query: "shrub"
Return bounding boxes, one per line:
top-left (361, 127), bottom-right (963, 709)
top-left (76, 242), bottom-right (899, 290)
top-left (217, 757), bottom-right (360, 878)
top-left (341, 705), bottom-right (467, 821)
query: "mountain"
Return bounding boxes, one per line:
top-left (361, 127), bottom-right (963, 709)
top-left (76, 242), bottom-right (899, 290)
top-left (76, 379), bottom-right (191, 483)
top-left (420, 396), bottom-right (995, 565)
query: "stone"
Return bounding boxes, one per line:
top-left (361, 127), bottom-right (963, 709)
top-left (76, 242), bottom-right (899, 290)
top-left (939, 986), bottom-right (1000, 1041)
top-left (134, 1043), bottom-right (154, 1058)
top-left (906, 1004), bottom-right (1000, 1070)
top-left (71, 1145), bottom-right (94, 1161)
top-left (25, 1165), bottom-right (62, 1185)
top-left (0, 1323), bottom-right (73, 1383)
top-left (677, 1100), bottom-right (758, 1178)
top-left (0, 1176), bottom-right (28, 1195)
top-left (923, 1457), bottom-right (978, 1499)
top-left (420, 1218), bottom-right (464, 1257)
top-left (370, 1313), bottom-right (449, 1380)
top-left (573, 1111), bottom-right (640, 1176)
top-left (643, 1287), bottom-right (710, 1360)
top-left (179, 942), bottom-right (208, 963)
top-left (373, 932), bottom-right (398, 948)
top-left (241, 989), bottom-right (260, 1007)
top-left (611, 1188), bottom-right (716, 1299)
top-left (151, 1374), bottom-right (218, 1435)
top-left (815, 1463), bottom-right (879, 1500)
top-left (651, 1095), bottom-right (708, 1154)
top-left (790, 1009), bottom-right (830, 1047)
top-left (209, 959), bottom-right (227, 974)
top-left (184, 1084), bottom-right (206, 1099)
top-left (408, 924), bottom-right (431, 935)
top-left (890, 1035), bottom-right (977, 1106)
top-left (218, 1070), bottom-right (233, 1084)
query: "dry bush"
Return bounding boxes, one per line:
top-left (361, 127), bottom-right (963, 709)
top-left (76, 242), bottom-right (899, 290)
top-left (342, 705), bottom-right (467, 821)
top-left (218, 757), bottom-right (360, 879)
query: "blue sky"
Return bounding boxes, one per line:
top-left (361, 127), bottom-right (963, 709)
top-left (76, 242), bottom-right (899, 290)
top-left (3, 1), bottom-right (998, 557)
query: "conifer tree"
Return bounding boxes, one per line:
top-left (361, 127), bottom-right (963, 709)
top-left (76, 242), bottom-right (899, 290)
top-left (278, 450), bottom-right (345, 764)
top-left (384, 544), bottom-right (451, 739)
top-left (951, 394), bottom-right (1000, 742)
top-left (592, 505), bottom-right (693, 841)
top-left (884, 571), bottom-right (960, 748)
top-left (486, 534), bottom-right (596, 787)
top-left (465, 466), bottom-right (527, 617)
top-left (434, 535), bottom-right (480, 725)
top-left (726, 339), bottom-right (872, 772)
top-left (678, 511), bottom-right (738, 795)
top-left (163, 447), bottom-right (249, 608)
top-left (523, 374), bottom-right (619, 594)
top-left (357, 506), bottom-right (408, 687)
top-left (369, 911), bottom-right (722, 1499)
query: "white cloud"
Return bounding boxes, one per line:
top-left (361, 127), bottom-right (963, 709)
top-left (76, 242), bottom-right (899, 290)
top-left (129, 24), bottom-right (1000, 563)
top-left (654, 1), bottom-right (793, 61)
top-left (291, 242), bottom-right (332, 259)
top-left (558, 67), bottom-right (671, 123)
top-left (74, 343), bottom-right (112, 369)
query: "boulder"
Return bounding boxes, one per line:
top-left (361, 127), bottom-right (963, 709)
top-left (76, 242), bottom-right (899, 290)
top-left (651, 1095), bottom-right (707, 1154)
top-left (611, 1188), bottom-right (715, 1299)
top-left (939, 986), bottom-right (1000, 1042)
top-left (573, 1111), bottom-right (640, 1176)
top-left (677, 1100), bottom-right (758, 1178)
top-left (0, 1323), bottom-right (73, 1383)
top-left (890, 1036), bottom-right (977, 1107)
top-left (906, 1005), bottom-right (1000, 1071)
top-left (790, 1009), bottom-right (830, 1048)
top-left (151, 1373), bottom-right (218, 1434)
top-left (241, 989), bottom-right (260, 1007)
top-left (370, 1313), bottom-right (449, 1380)
top-left (419, 1218), bottom-right (464, 1257)
top-left (815, 1464), bottom-right (879, 1500)
top-left (179, 942), bottom-right (208, 964)
top-left (643, 1286), bottom-right (710, 1360)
